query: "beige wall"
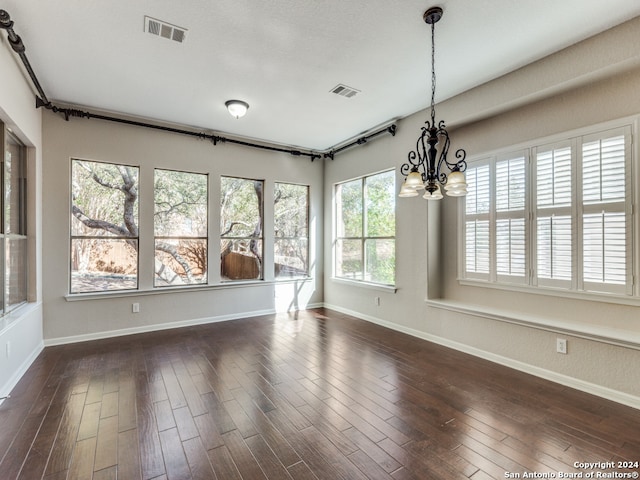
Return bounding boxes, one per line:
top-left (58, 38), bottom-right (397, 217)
top-left (0, 35), bottom-right (44, 397)
top-left (42, 112), bottom-right (324, 343)
top-left (324, 18), bottom-right (640, 408)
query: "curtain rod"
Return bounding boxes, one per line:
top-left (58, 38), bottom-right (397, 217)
top-left (1, 9), bottom-right (394, 161)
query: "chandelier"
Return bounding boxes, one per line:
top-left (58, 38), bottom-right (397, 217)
top-left (399, 7), bottom-right (467, 200)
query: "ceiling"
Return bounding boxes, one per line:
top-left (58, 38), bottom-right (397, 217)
top-left (3, 1), bottom-right (640, 151)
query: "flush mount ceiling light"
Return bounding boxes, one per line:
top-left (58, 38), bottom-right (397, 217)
top-left (225, 100), bottom-right (249, 119)
top-left (399, 6), bottom-right (467, 200)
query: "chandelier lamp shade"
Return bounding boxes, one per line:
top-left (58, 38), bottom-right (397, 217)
top-left (225, 99), bottom-right (249, 119)
top-left (399, 7), bottom-right (467, 200)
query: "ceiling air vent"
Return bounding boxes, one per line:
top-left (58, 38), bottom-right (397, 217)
top-left (144, 16), bottom-right (187, 43)
top-left (330, 84), bottom-right (360, 98)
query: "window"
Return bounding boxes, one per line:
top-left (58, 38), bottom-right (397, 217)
top-left (274, 183), bottom-right (309, 278)
top-left (220, 176), bottom-right (264, 281)
top-left (2, 128), bottom-right (28, 313)
top-left (70, 159), bottom-right (139, 293)
top-left (462, 124), bottom-right (633, 297)
top-left (335, 170), bottom-right (395, 285)
top-left (154, 169), bottom-right (208, 287)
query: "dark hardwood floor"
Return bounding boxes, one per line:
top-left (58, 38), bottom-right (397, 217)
top-left (1, 308), bottom-right (638, 479)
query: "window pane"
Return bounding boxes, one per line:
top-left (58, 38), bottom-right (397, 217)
top-left (496, 156), bottom-right (525, 212)
top-left (365, 239), bottom-right (395, 285)
top-left (365, 171), bottom-right (395, 237)
top-left (537, 215), bottom-right (572, 280)
top-left (537, 146), bottom-right (571, 208)
top-left (336, 239), bottom-right (362, 280)
top-left (336, 179), bottom-right (362, 238)
top-left (220, 239), bottom-right (262, 280)
top-left (220, 177), bottom-right (263, 238)
top-left (155, 239), bottom-right (207, 286)
top-left (71, 238), bottom-right (138, 293)
top-left (583, 212), bottom-right (625, 284)
top-left (6, 236), bottom-right (27, 309)
top-left (583, 135), bottom-right (625, 204)
top-left (496, 218), bottom-right (525, 276)
top-left (220, 177), bottom-right (263, 281)
top-left (155, 170), bottom-right (207, 236)
top-left (71, 160), bottom-right (139, 237)
top-left (466, 164), bottom-right (490, 215)
top-left (274, 183), bottom-right (308, 238)
top-left (465, 220), bottom-right (490, 273)
top-left (5, 138), bottom-right (26, 235)
top-left (275, 238), bottom-right (308, 278)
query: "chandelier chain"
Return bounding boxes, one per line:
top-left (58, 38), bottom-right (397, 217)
top-left (430, 19), bottom-right (436, 127)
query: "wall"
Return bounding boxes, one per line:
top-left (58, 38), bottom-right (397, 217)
top-left (42, 111), bottom-right (323, 344)
top-left (0, 35), bottom-right (44, 398)
top-left (324, 17), bottom-right (640, 408)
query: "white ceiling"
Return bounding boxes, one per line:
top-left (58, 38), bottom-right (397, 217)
top-left (3, 1), bottom-right (640, 151)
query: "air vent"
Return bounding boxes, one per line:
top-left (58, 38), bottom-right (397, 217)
top-left (330, 84), bottom-right (360, 98)
top-left (144, 16), bottom-right (187, 43)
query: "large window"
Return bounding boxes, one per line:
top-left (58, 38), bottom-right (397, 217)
top-left (462, 124), bottom-right (633, 297)
top-left (2, 128), bottom-right (28, 313)
top-left (70, 159), bottom-right (139, 293)
top-left (154, 169), bottom-right (208, 287)
top-left (220, 176), bottom-right (264, 281)
top-left (335, 170), bottom-right (395, 285)
top-left (274, 183), bottom-right (309, 278)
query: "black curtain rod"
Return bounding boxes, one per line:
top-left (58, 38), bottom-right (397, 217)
top-left (323, 124), bottom-right (397, 160)
top-left (1, 9), bottom-right (395, 161)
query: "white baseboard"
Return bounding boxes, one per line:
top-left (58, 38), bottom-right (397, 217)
top-left (0, 340), bottom-right (44, 404)
top-left (323, 303), bottom-right (640, 410)
top-left (44, 308), bottom-right (277, 346)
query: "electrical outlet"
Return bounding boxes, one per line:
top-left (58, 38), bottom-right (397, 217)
top-left (132, 303), bottom-right (140, 313)
top-left (556, 338), bottom-right (567, 354)
top-left (374, 296), bottom-right (380, 306)
top-left (5, 341), bottom-right (10, 359)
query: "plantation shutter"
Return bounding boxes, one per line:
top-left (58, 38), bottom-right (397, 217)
top-left (495, 154), bottom-right (526, 280)
top-left (581, 130), bottom-right (630, 294)
top-left (464, 163), bottom-right (490, 278)
top-left (535, 143), bottom-right (573, 286)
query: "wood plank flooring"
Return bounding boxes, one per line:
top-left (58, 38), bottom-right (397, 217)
top-left (1, 308), bottom-right (639, 479)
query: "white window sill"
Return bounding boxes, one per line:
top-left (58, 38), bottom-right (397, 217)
top-left (65, 277), bottom-right (314, 301)
top-left (331, 277), bottom-right (397, 293)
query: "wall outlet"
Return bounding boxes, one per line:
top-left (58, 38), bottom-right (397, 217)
top-left (132, 303), bottom-right (140, 313)
top-left (374, 296), bottom-right (380, 306)
top-left (5, 341), bottom-right (10, 359)
top-left (556, 338), bottom-right (567, 354)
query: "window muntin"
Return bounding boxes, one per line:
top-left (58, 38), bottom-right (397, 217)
top-left (154, 169), bottom-right (208, 287)
top-left (70, 159), bottom-right (139, 293)
top-left (335, 170), bottom-right (395, 286)
top-left (2, 129), bottom-right (28, 313)
top-left (462, 124), bottom-right (633, 297)
top-left (274, 183), bottom-right (309, 279)
top-left (220, 176), bottom-right (264, 281)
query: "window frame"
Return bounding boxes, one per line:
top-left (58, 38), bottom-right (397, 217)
top-left (1, 125), bottom-right (28, 314)
top-left (274, 182), bottom-right (310, 280)
top-left (153, 168), bottom-right (209, 288)
top-left (334, 169), bottom-right (396, 287)
top-left (459, 118), bottom-right (637, 303)
top-left (219, 175), bottom-right (265, 282)
top-left (69, 158), bottom-right (140, 294)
